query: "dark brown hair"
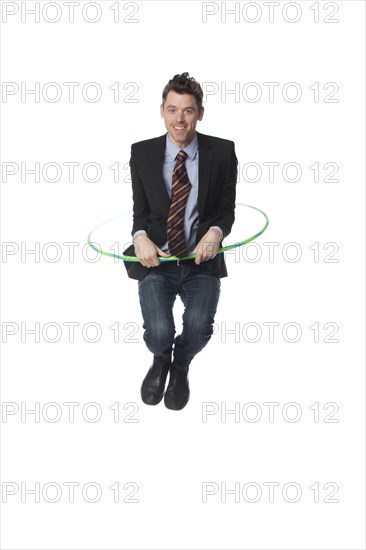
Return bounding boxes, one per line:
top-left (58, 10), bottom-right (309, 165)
top-left (162, 72), bottom-right (203, 109)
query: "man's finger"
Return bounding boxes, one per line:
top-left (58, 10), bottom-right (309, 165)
top-left (156, 246), bottom-right (171, 258)
top-left (195, 250), bottom-right (203, 264)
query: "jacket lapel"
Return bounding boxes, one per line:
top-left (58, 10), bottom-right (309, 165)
top-left (152, 134), bottom-right (171, 209)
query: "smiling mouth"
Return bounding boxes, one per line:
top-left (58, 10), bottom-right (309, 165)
top-left (174, 126), bottom-right (186, 130)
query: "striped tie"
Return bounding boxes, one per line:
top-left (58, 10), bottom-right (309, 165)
top-left (167, 150), bottom-right (192, 258)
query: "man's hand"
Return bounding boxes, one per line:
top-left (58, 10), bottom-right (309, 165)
top-left (133, 234), bottom-right (171, 267)
top-left (191, 228), bottom-right (222, 265)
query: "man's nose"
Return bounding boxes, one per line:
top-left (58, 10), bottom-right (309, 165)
top-left (176, 111), bottom-right (185, 122)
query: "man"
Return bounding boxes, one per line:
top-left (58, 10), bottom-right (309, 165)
top-left (125, 72), bottom-right (238, 411)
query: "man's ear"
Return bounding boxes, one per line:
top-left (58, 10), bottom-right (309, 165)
top-left (160, 103), bottom-right (164, 118)
top-left (198, 106), bottom-right (205, 121)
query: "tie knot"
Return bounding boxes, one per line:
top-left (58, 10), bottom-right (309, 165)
top-left (176, 150), bottom-right (188, 161)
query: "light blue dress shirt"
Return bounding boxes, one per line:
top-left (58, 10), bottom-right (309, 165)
top-left (133, 132), bottom-right (223, 253)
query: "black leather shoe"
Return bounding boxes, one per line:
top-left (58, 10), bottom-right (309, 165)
top-left (140, 360), bottom-right (171, 405)
top-left (164, 362), bottom-right (190, 410)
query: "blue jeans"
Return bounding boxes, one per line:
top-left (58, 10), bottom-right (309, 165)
top-left (138, 262), bottom-right (221, 368)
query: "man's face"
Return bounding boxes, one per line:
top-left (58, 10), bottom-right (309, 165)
top-left (160, 91), bottom-right (204, 148)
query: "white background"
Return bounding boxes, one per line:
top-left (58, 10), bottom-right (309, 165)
top-left (1, 1), bottom-right (365, 549)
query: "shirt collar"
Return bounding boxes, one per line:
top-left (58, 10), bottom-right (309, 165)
top-left (166, 132), bottom-right (198, 161)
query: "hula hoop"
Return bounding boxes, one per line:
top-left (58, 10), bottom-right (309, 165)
top-left (87, 203), bottom-right (269, 262)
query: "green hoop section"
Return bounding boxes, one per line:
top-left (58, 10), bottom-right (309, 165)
top-left (87, 203), bottom-right (269, 262)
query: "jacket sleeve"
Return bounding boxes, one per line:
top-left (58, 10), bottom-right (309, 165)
top-left (213, 142), bottom-right (238, 240)
top-left (129, 145), bottom-right (150, 236)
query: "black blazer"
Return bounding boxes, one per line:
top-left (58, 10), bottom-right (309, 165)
top-left (124, 131), bottom-right (238, 281)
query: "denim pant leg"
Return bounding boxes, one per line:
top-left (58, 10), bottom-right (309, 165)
top-left (138, 271), bottom-right (177, 363)
top-left (174, 271), bottom-right (221, 368)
